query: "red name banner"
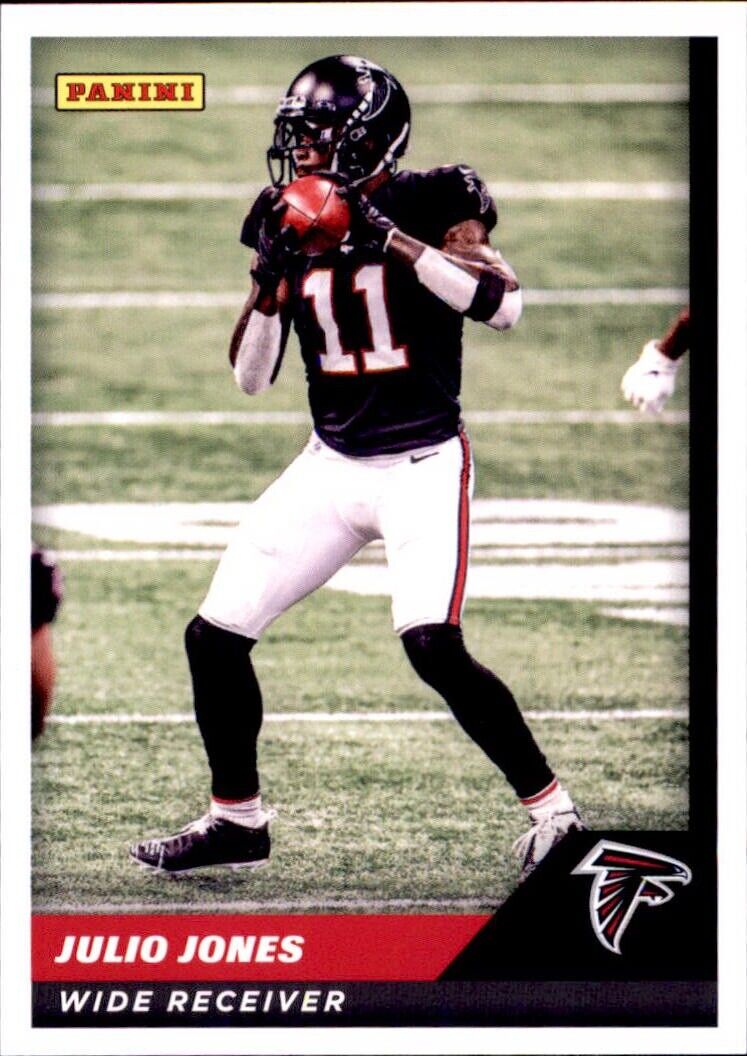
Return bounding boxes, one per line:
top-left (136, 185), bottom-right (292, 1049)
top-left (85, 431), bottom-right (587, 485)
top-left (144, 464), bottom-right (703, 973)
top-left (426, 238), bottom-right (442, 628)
top-left (32, 914), bottom-right (489, 982)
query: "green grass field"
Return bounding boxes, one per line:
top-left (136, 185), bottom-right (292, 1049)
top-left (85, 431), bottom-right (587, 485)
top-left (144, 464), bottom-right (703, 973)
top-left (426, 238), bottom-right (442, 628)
top-left (33, 568), bottom-right (687, 910)
top-left (31, 36), bottom-right (689, 912)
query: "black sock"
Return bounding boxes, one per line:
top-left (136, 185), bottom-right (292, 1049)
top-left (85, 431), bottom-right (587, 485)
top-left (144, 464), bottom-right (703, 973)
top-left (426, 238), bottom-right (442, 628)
top-left (401, 622), bottom-right (554, 799)
top-left (185, 615), bottom-right (262, 800)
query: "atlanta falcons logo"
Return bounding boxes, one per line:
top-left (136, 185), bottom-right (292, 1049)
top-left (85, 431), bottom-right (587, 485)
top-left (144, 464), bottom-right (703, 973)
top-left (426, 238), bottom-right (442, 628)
top-left (573, 841), bottom-right (691, 954)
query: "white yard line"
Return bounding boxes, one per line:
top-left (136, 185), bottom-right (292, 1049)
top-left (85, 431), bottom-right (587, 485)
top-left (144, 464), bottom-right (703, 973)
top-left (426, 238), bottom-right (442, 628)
top-left (31, 409), bottom-right (689, 427)
top-left (33, 180), bottom-right (688, 202)
top-left (32, 83), bottom-right (689, 107)
top-left (33, 897), bottom-right (501, 913)
top-left (221, 82), bottom-right (690, 105)
top-left (49, 707), bottom-right (687, 725)
top-left (50, 549), bottom-right (224, 561)
top-left (32, 288), bottom-right (689, 310)
top-left (35, 499), bottom-right (689, 614)
top-left (33, 410), bottom-right (308, 427)
top-left (33, 291), bottom-right (241, 309)
top-left (48, 546), bottom-right (690, 564)
top-left (601, 606), bottom-right (689, 626)
top-left (467, 409), bottom-right (689, 424)
top-left (33, 410), bottom-right (310, 426)
top-left (526, 288), bottom-right (688, 306)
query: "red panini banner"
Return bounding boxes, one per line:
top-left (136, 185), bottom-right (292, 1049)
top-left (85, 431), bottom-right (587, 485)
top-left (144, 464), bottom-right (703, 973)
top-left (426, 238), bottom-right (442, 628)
top-left (32, 914), bottom-right (489, 982)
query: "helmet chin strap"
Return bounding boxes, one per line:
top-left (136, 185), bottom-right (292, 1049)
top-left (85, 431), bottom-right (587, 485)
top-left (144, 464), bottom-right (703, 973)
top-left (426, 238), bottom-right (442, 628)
top-left (347, 119), bottom-right (410, 186)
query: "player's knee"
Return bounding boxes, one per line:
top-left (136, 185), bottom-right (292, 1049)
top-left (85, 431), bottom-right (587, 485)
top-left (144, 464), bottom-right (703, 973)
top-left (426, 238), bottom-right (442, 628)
top-left (401, 622), bottom-right (471, 692)
top-left (185, 614), bottom-right (255, 666)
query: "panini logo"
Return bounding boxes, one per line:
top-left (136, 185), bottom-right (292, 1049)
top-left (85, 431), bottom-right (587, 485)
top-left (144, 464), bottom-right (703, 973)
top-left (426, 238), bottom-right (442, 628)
top-left (56, 74), bottom-right (204, 111)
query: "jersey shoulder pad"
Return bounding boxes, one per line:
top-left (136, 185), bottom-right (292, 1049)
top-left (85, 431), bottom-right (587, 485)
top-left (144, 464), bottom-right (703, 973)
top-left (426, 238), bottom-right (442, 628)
top-left (420, 164), bottom-right (498, 235)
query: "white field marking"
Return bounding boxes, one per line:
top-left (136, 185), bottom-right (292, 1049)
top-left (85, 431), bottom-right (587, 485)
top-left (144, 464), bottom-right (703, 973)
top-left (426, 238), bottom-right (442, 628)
top-left (48, 707), bottom-right (687, 725)
top-left (32, 83), bottom-right (689, 107)
top-left (52, 548), bottom-right (224, 561)
top-left (41, 549), bottom-right (688, 605)
top-left (347, 542), bottom-right (690, 560)
top-left (466, 409), bottom-right (689, 424)
top-left (601, 606), bottom-right (689, 626)
top-left (50, 545), bottom-right (690, 563)
top-left (470, 546), bottom-right (689, 561)
top-left (33, 498), bottom-right (689, 548)
top-left (33, 897), bottom-right (502, 913)
top-left (329, 561), bottom-right (687, 604)
top-left (51, 545), bottom-right (690, 564)
top-left (44, 550), bottom-right (689, 612)
top-left (34, 499), bottom-right (688, 607)
top-left (31, 288), bottom-right (689, 310)
top-left (33, 291), bottom-right (240, 310)
top-left (33, 410), bottom-right (309, 427)
top-left (526, 288), bottom-right (688, 306)
top-left (32, 180), bottom-right (688, 203)
top-left (31, 409), bottom-right (690, 427)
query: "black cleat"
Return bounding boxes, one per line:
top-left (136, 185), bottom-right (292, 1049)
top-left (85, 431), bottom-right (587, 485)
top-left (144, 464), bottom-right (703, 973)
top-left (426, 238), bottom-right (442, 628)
top-left (129, 812), bottom-right (274, 875)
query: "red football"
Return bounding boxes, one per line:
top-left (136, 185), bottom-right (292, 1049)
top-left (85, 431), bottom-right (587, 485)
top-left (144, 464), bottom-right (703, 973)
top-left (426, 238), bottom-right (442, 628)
top-left (280, 175), bottom-right (351, 256)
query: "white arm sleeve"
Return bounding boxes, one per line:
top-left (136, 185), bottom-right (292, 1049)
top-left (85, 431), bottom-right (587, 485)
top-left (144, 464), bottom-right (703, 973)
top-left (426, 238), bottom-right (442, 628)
top-left (412, 245), bottom-right (522, 330)
top-left (413, 246), bottom-right (479, 312)
top-left (233, 310), bottom-right (285, 395)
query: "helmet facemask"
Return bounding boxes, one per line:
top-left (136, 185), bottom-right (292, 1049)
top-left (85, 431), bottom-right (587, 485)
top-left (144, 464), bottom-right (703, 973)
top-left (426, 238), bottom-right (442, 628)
top-left (268, 116), bottom-right (339, 186)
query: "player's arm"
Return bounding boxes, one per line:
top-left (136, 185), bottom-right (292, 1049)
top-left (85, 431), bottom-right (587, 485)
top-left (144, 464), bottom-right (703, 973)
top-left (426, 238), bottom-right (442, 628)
top-left (32, 624), bottom-right (56, 740)
top-left (344, 190), bottom-right (522, 331)
top-left (621, 307), bottom-right (689, 414)
top-left (31, 549), bottom-right (63, 740)
top-left (230, 189), bottom-right (295, 394)
top-left (658, 307), bottom-right (690, 361)
top-left (390, 219), bottom-right (522, 330)
top-left (229, 276), bottom-right (291, 394)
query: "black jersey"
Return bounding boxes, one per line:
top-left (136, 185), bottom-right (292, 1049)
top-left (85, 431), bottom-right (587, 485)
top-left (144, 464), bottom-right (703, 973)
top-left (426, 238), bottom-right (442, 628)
top-left (242, 165), bottom-right (497, 456)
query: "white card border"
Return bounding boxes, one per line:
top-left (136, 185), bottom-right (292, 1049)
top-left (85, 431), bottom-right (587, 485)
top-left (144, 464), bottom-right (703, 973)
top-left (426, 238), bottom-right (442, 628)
top-left (2, 3), bottom-right (745, 1054)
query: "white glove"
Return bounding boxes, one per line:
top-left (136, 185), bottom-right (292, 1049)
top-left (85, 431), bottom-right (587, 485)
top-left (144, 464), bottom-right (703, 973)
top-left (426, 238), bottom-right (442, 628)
top-left (621, 340), bottom-right (680, 414)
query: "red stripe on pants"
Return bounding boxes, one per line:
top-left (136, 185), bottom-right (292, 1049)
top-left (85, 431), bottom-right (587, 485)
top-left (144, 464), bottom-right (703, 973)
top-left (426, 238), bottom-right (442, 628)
top-left (447, 431), bottom-right (471, 625)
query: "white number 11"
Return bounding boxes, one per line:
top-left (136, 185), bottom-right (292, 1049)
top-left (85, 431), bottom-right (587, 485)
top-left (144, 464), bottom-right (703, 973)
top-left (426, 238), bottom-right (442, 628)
top-left (302, 265), bottom-right (409, 375)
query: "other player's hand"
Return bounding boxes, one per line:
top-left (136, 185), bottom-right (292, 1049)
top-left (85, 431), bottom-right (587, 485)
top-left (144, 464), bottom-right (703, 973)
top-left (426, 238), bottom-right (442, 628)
top-left (621, 340), bottom-right (680, 414)
top-left (337, 185), bottom-right (397, 253)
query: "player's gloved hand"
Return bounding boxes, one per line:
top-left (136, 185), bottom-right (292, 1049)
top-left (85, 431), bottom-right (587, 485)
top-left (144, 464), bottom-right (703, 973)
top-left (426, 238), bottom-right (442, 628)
top-left (251, 209), bottom-right (301, 290)
top-left (337, 184), bottom-right (397, 253)
top-left (621, 340), bottom-right (680, 414)
top-left (240, 185), bottom-right (283, 247)
top-left (240, 186), bottom-right (299, 290)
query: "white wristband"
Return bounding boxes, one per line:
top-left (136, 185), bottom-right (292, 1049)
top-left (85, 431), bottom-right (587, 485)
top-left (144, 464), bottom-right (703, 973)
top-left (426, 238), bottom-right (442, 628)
top-left (413, 245), bottom-right (479, 313)
top-left (639, 340), bottom-right (681, 375)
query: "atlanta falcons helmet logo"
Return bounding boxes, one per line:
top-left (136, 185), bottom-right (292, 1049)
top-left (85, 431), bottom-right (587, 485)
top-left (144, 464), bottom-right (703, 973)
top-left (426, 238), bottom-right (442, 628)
top-left (573, 841), bottom-right (692, 954)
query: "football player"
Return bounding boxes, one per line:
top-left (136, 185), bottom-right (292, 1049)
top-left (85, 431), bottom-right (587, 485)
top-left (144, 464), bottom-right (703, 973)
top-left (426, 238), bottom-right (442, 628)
top-left (621, 307), bottom-right (689, 413)
top-left (131, 56), bottom-right (584, 880)
top-left (32, 546), bottom-right (63, 739)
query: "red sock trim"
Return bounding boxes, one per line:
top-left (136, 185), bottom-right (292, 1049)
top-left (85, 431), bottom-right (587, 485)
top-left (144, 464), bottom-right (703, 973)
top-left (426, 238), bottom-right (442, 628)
top-left (211, 794), bottom-right (260, 806)
top-left (520, 777), bottom-right (558, 807)
top-left (447, 430), bottom-right (472, 626)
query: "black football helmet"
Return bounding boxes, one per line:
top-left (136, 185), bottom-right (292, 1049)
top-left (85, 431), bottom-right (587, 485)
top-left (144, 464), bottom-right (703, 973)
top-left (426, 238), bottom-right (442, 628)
top-left (267, 55), bottom-right (411, 187)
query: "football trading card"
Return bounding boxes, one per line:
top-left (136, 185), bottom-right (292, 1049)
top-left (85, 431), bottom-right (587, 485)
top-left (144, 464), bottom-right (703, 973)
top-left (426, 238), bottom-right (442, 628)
top-left (1, 3), bottom-right (745, 1055)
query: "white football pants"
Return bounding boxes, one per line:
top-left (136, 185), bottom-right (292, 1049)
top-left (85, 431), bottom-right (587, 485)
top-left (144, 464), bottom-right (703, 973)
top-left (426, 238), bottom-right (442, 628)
top-left (200, 431), bottom-right (474, 639)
